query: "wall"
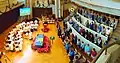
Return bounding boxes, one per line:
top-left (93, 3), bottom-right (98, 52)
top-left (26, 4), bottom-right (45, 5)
top-left (0, 4), bottom-right (23, 34)
top-left (32, 8), bottom-right (52, 17)
top-left (71, 0), bottom-right (120, 16)
top-left (106, 45), bottom-right (120, 63)
top-left (95, 44), bottom-right (120, 63)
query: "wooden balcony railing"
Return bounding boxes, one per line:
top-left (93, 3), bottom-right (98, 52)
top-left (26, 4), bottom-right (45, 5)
top-left (92, 40), bottom-right (120, 63)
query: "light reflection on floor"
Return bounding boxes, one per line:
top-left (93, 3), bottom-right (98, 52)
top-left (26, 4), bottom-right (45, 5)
top-left (16, 45), bottom-right (32, 63)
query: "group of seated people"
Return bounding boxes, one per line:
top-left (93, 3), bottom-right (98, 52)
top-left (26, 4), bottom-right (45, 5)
top-left (5, 19), bottom-right (39, 52)
top-left (77, 7), bottom-right (118, 30)
top-left (57, 22), bottom-right (97, 63)
top-left (71, 21), bottom-right (103, 47)
top-left (42, 15), bottom-right (55, 24)
top-left (73, 13), bottom-right (111, 37)
top-left (34, 0), bottom-right (50, 8)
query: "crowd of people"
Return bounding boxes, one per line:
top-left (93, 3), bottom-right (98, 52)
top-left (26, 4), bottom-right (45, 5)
top-left (56, 21), bottom-right (97, 63)
top-left (70, 20), bottom-right (103, 48)
top-left (77, 7), bottom-right (118, 30)
top-left (73, 13), bottom-right (111, 37)
top-left (5, 19), bottom-right (39, 52)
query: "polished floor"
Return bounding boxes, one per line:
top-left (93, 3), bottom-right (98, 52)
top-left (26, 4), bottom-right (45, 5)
top-left (1, 20), bottom-right (70, 63)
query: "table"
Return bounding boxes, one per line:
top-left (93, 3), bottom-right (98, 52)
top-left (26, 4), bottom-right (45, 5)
top-left (34, 34), bottom-right (44, 47)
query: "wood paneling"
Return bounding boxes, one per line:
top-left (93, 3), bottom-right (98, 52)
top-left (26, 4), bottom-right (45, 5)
top-left (33, 8), bottom-right (52, 17)
top-left (63, 10), bottom-right (70, 19)
top-left (0, 4), bottom-right (24, 34)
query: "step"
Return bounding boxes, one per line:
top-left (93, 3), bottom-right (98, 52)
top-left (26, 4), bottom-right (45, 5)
top-left (112, 33), bottom-right (119, 37)
top-left (114, 30), bottom-right (120, 33)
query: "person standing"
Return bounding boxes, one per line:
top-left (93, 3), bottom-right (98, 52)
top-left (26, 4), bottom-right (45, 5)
top-left (90, 48), bottom-right (97, 59)
top-left (97, 37), bottom-right (102, 48)
top-left (64, 40), bottom-right (70, 53)
top-left (80, 42), bottom-right (85, 50)
top-left (77, 39), bottom-right (81, 48)
top-left (84, 44), bottom-right (91, 55)
top-left (58, 26), bottom-right (62, 38)
top-left (68, 47), bottom-right (75, 63)
top-left (97, 24), bottom-right (102, 33)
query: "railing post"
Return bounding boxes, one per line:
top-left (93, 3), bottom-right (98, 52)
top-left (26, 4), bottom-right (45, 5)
top-left (105, 48), bottom-right (107, 55)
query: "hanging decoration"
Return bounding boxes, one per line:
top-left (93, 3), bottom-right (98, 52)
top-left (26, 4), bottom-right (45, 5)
top-left (69, 7), bottom-right (75, 13)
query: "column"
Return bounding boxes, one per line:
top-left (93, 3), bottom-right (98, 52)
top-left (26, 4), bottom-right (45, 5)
top-left (55, 0), bottom-right (61, 18)
top-left (30, 0), bottom-right (33, 19)
top-left (60, 2), bottom-right (63, 18)
top-left (55, 0), bottom-right (58, 18)
top-left (58, 0), bottom-right (61, 18)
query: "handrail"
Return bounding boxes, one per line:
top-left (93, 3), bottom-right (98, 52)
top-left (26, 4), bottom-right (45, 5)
top-left (70, 0), bottom-right (120, 16)
top-left (92, 40), bottom-right (120, 63)
top-left (72, 0), bottom-right (120, 10)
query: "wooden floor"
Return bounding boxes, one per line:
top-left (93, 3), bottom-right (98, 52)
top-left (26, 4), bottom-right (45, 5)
top-left (0, 20), bottom-right (70, 63)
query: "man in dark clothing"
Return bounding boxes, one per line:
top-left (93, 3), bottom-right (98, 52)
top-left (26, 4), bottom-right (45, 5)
top-left (89, 22), bottom-right (94, 30)
top-left (58, 27), bottom-right (62, 38)
top-left (69, 47), bottom-right (75, 63)
top-left (93, 22), bottom-right (97, 31)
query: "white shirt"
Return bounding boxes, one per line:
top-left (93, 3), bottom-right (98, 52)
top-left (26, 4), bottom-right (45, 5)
top-left (77, 40), bottom-right (80, 45)
top-left (106, 29), bottom-right (110, 35)
top-left (15, 47), bottom-right (19, 51)
top-left (19, 44), bottom-right (22, 50)
top-left (9, 44), bottom-right (13, 50)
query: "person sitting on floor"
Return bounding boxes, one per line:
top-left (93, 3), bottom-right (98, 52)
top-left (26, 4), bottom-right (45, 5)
top-left (34, 20), bottom-right (39, 31)
top-left (30, 21), bottom-right (34, 32)
top-left (9, 43), bottom-right (14, 52)
top-left (15, 46), bottom-right (19, 52)
top-left (5, 45), bottom-right (10, 51)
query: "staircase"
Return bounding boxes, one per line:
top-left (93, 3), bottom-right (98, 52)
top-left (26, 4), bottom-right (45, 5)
top-left (109, 23), bottom-right (120, 44)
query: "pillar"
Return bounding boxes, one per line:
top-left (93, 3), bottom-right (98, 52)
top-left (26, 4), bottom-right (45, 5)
top-left (30, 0), bottom-right (33, 19)
top-left (55, 0), bottom-right (58, 18)
top-left (58, 0), bottom-right (61, 18)
top-left (55, 0), bottom-right (61, 18)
